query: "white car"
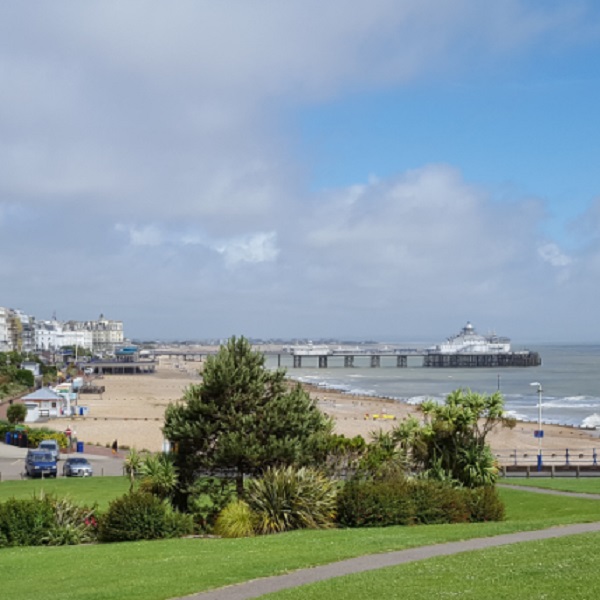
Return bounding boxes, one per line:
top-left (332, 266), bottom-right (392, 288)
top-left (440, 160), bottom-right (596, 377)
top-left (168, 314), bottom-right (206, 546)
top-left (38, 439), bottom-right (60, 461)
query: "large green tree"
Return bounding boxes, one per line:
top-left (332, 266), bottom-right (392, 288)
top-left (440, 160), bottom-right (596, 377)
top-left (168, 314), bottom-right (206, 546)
top-left (163, 337), bottom-right (333, 504)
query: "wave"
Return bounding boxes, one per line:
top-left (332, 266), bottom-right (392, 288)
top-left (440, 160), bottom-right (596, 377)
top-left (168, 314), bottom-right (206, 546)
top-left (582, 414), bottom-right (600, 429)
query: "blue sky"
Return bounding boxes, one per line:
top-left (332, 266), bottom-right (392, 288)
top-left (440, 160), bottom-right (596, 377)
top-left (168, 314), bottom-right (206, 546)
top-left (1, 1), bottom-right (600, 343)
top-left (296, 44), bottom-right (600, 244)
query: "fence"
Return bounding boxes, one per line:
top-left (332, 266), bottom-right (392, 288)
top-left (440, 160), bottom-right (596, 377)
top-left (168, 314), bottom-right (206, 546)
top-left (494, 448), bottom-right (599, 468)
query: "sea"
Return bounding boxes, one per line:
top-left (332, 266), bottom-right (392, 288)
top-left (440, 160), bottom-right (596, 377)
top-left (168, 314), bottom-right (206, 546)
top-left (266, 344), bottom-right (600, 430)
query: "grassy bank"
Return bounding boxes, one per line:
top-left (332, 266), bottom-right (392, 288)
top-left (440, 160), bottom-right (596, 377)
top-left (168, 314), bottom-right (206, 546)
top-left (1, 487), bottom-right (600, 600)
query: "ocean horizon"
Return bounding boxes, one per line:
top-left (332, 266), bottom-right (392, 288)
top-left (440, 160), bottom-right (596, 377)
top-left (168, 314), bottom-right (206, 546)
top-left (266, 343), bottom-right (600, 429)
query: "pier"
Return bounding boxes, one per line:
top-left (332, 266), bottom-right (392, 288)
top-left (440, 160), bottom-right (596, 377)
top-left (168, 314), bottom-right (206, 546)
top-left (143, 344), bottom-right (541, 370)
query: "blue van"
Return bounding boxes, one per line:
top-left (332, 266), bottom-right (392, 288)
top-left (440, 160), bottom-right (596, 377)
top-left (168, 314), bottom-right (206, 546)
top-left (25, 450), bottom-right (58, 478)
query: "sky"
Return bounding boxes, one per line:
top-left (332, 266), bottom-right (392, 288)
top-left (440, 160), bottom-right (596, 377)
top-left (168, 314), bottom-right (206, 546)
top-left (1, 1), bottom-right (600, 343)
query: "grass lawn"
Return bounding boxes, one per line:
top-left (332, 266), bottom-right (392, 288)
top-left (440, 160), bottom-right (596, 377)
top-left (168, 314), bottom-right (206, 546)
top-left (266, 531), bottom-right (600, 600)
top-left (0, 477), bottom-right (129, 510)
top-left (500, 477), bottom-right (600, 495)
top-left (1, 488), bottom-right (600, 600)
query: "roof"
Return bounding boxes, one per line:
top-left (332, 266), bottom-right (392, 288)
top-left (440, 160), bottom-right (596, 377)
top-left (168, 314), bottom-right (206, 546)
top-left (21, 388), bottom-right (63, 401)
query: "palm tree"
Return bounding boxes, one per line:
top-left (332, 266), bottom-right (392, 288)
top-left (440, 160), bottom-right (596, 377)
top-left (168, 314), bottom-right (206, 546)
top-left (139, 453), bottom-right (178, 500)
top-left (124, 448), bottom-right (142, 492)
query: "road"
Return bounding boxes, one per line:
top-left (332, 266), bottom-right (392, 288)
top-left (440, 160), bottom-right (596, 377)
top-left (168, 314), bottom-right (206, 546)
top-left (0, 442), bottom-right (125, 480)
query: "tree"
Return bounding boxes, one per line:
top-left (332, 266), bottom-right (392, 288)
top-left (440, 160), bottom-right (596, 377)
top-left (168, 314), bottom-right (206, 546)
top-left (393, 389), bottom-right (515, 487)
top-left (163, 336), bottom-right (333, 504)
top-left (7, 402), bottom-right (28, 424)
top-left (139, 453), bottom-right (179, 500)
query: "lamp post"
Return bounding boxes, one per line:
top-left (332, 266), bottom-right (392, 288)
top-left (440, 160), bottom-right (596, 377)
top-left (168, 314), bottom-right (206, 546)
top-left (531, 382), bottom-right (543, 471)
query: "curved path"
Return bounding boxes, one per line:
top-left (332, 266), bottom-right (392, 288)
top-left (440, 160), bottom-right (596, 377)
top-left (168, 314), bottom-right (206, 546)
top-left (175, 485), bottom-right (600, 600)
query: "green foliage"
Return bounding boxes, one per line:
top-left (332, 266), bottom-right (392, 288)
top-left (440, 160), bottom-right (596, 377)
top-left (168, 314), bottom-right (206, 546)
top-left (214, 500), bottom-right (256, 538)
top-left (25, 428), bottom-right (68, 449)
top-left (323, 434), bottom-right (367, 475)
top-left (336, 472), bottom-right (505, 528)
top-left (187, 476), bottom-right (237, 532)
top-left (411, 480), bottom-right (470, 524)
top-left (123, 448), bottom-right (143, 492)
top-left (246, 466), bottom-right (338, 534)
top-left (465, 485), bottom-right (505, 522)
top-left (98, 491), bottom-right (193, 543)
top-left (139, 452), bottom-right (179, 500)
top-left (0, 493), bottom-right (99, 547)
top-left (6, 402), bottom-right (27, 424)
top-left (164, 336), bottom-right (333, 503)
top-left (336, 475), bottom-right (416, 527)
top-left (14, 368), bottom-right (34, 388)
top-left (42, 496), bottom-right (98, 545)
top-left (0, 496), bottom-right (55, 547)
top-left (393, 389), bottom-right (514, 487)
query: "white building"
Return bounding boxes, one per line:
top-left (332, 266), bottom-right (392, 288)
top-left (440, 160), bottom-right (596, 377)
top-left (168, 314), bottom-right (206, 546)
top-left (0, 306), bottom-right (8, 351)
top-left (36, 320), bottom-right (93, 352)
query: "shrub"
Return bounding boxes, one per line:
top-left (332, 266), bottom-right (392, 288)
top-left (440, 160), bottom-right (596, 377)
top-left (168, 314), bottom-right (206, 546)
top-left (214, 500), bottom-right (256, 538)
top-left (0, 496), bottom-right (55, 547)
top-left (466, 485), bottom-right (505, 522)
top-left (246, 466), bottom-right (337, 534)
top-left (411, 480), bottom-right (470, 525)
top-left (336, 475), bottom-right (503, 528)
top-left (43, 496), bottom-right (99, 546)
top-left (25, 428), bottom-right (68, 449)
top-left (188, 477), bottom-right (236, 533)
top-left (336, 476), bottom-right (415, 527)
top-left (6, 403), bottom-right (27, 424)
top-left (98, 492), bottom-right (193, 543)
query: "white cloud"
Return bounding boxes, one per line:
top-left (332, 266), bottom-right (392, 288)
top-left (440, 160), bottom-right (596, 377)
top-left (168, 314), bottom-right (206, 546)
top-left (214, 232), bottom-right (279, 268)
top-left (1, 2), bottom-right (599, 340)
top-left (538, 243), bottom-right (572, 268)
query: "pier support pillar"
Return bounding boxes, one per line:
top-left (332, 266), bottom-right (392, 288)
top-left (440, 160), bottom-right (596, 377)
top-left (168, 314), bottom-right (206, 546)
top-left (370, 355), bottom-right (380, 368)
top-left (318, 356), bottom-right (328, 369)
top-left (293, 355), bottom-right (302, 368)
top-left (344, 356), bottom-right (354, 368)
top-left (396, 355), bottom-right (407, 368)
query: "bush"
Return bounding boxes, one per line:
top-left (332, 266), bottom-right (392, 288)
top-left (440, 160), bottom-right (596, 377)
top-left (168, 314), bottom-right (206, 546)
top-left (466, 485), bottom-right (505, 522)
top-left (246, 466), bottom-right (337, 534)
top-left (214, 500), bottom-right (256, 538)
top-left (98, 492), bottom-right (193, 542)
top-left (411, 480), bottom-right (470, 525)
top-left (337, 475), bottom-right (504, 528)
top-left (336, 476), bottom-right (415, 527)
top-left (188, 477), bottom-right (236, 533)
top-left (7, 403), bottom-right (27, 424)
top-left (0, 496), bottom-right (55, 547)
top-left (25, 428), bottom-right (68, 449)
top-left (43, 497), bottom-right (99, 546)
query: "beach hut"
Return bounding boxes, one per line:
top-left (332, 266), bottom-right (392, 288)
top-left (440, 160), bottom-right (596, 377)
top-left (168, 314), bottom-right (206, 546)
top-left (20, 388), bottom-right (64, 422)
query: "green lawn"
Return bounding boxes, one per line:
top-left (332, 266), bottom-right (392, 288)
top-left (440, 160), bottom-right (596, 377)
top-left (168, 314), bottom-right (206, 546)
top-left (1, 488), bottom-right (600, 600)
top-left (266, 531), bottom-right (600, 600)
top-left (501, 477), bottom-right (600, 495)
top-left (0, 477), bottom-right (129, 510)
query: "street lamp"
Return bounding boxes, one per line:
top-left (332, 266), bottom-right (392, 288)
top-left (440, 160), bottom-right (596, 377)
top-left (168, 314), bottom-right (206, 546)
top-left (530, 382), bottom-right (543, 471)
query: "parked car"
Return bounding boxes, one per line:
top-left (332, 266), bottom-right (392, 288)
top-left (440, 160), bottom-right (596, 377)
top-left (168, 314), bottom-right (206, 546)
top-left (38, 439), bottom-right (60, 461)
top-left (62, 457), bottom-right (93, 477)
top-left (25, 450), bottom-right (57, 478)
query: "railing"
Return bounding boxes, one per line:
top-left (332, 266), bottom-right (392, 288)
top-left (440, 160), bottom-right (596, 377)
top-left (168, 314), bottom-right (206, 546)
top-left (494, 448), bottom-right (599, 468)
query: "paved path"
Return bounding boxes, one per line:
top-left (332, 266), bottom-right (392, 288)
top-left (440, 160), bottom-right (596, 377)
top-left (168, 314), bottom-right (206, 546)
top-left (175, 485), bottom-right (600, 600)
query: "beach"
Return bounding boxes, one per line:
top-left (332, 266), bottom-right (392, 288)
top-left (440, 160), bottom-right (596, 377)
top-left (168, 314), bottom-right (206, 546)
top-left (40, 358), bottom-right (600, 462)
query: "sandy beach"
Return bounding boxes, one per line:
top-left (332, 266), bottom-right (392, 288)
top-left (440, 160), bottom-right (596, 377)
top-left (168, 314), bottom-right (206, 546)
top-left (41, 358), bottom-right (600, 464)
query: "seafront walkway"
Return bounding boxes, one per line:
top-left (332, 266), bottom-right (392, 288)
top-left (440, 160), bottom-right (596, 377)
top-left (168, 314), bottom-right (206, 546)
top-left (174, 486), bottom-right (600, 600)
